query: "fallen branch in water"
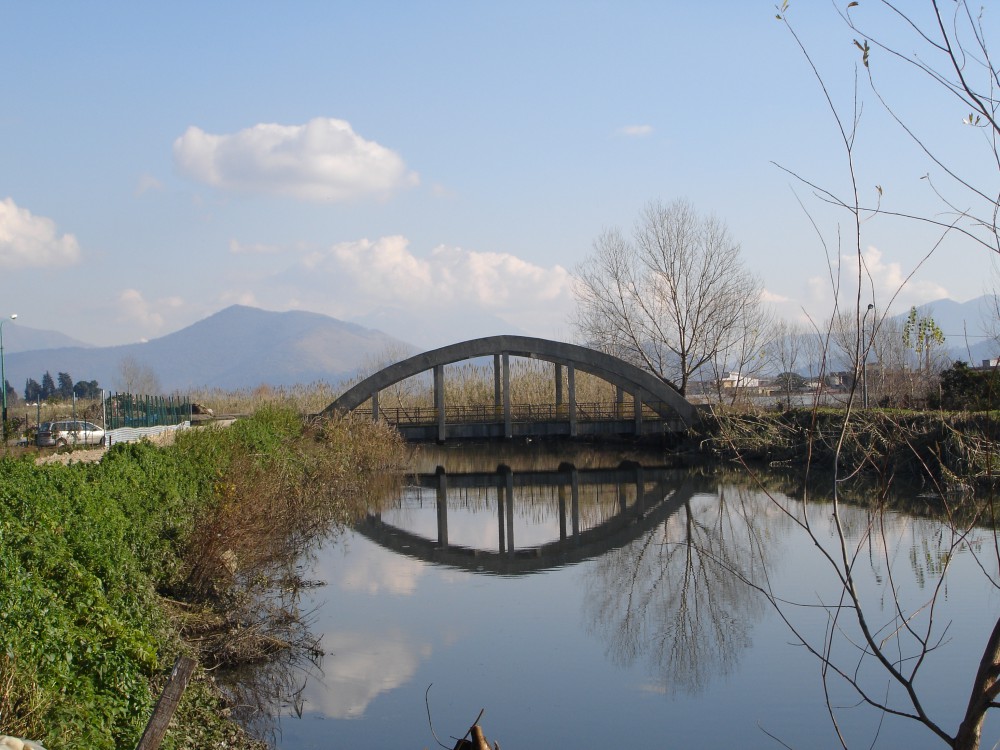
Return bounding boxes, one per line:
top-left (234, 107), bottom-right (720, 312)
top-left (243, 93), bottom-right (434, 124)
top-left (425, 687), bottom-right (501, 750)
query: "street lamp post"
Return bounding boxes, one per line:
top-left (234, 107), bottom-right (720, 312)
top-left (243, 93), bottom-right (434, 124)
top-left (862, 303), bottom-right (874, 409)
top-left (0, 313), bottom-right (17, 442)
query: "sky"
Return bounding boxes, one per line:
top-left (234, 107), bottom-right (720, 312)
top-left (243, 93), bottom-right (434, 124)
top-left (1, 1), bottom-right (997, 350)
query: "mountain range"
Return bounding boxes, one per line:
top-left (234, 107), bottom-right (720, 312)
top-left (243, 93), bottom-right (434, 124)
top-left (3, 305), bottom-right (412, 394)
top-left (3, 297), bottom-right (998, 398)
top-left (904, 295), bottom-right (997, 364)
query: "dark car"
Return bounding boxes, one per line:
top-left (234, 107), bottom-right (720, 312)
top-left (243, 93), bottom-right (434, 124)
top-left (35, 420), bottom-right (106, 448)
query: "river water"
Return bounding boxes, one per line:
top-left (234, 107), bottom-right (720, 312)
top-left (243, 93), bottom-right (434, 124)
top-left (265, 443), bottom-right (1000, 749)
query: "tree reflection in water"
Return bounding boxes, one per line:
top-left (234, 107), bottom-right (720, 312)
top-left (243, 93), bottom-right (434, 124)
top-left (584, 483), bottom-right (782, 694)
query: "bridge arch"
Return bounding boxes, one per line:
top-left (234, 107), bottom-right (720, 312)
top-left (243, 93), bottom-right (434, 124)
top-left (323, 335), bottom-right (699, 439)
top-left (355, 465), bottom-right (698, 575)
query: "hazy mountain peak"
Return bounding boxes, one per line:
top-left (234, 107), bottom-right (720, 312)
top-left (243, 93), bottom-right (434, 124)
top-left (4, 306), bottom-right (411, 392)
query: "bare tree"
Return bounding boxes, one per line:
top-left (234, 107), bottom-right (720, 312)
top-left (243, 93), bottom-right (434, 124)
top-left (749, 3), bottom-right (1000, 748)
top-left (573, 199), bottom-right (767, 396)
top-left (115, 355), bottom-right (161, 396)
top-left (584, 480), bottom-right (772, 694)
top-left (766, 320), bottom-right (808, 407)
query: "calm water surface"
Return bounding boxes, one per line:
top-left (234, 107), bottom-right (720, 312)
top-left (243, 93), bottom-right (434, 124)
top-left (268, 444), bottom-right (1000, 749)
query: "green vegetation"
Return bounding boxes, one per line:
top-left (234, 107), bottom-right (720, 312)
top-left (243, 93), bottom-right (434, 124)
top-left (0, 406), bottom-right (405, 749)
top-left (703, 406), bottom-right (1000, 488)
top-left (936, 361), bottom-right (1000, 412)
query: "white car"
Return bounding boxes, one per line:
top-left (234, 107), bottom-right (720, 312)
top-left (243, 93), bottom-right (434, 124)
top-left (35, 420), bottom-right (106, 448)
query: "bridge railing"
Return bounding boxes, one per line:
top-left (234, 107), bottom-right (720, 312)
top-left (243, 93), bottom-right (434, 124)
top-left (355, 401), bottom-right (672, 425)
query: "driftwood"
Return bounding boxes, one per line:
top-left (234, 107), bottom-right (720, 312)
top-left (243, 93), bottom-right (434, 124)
top-left (135, 656), bottom-right (196, 750)
top-left (425, 686), bottom-right (501, 750)
top-left (452, 723), bottom-right (499, 750)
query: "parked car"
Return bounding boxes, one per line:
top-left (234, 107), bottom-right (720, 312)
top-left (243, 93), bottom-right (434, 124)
top-left (35, 420), bottom-right (106, 448)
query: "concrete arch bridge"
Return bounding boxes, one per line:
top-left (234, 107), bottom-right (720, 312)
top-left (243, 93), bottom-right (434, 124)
top-left (323, 335), bottom-right (699, 442)
top-left (356, 463), bottom-right (703, 575)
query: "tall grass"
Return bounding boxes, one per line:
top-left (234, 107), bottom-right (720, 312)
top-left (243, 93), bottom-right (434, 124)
top-left (350, 359), bottom-right (624, 412)
top-left (187, 381), bottom-right (342, 416)
top-left (12, 361), bottom-right (628, 437)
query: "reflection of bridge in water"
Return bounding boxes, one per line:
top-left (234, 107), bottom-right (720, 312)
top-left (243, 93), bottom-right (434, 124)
top-left (355, 463), bottom-right (699, 576)
top-left (324, 336), bottom-right (699, 441)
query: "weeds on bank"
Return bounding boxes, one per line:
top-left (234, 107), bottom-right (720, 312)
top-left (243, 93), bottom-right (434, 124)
top-left (0, 406), bottom-right (406, 749)
top-left (704, 406), bottom-right (1000, 491)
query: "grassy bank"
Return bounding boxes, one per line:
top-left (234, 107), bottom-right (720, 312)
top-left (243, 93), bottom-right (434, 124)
top-left (700, 407), bottom-right (1000, 488)
top-left (0, 406), bottom-right (405, 749)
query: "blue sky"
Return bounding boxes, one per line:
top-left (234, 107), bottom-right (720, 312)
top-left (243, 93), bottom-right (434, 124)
top-left (1, 2), bottom-right (995, 348)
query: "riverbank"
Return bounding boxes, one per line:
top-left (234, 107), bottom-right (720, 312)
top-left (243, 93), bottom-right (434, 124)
top-left (0, 407), bottom-right (406, 749)
top-left (697, 407), bottom-right (1000, 490)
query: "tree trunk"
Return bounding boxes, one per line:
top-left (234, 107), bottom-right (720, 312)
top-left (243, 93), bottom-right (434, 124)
top-left (954, 616), bottom-right (1000, 750)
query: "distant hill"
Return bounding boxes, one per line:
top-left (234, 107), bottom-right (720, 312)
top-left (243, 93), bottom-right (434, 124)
top-left (894, 296), bottom-right (998, 365)
top-left (0, 322), bottom-right (93, 354)
top-left (348, 305), bottom-right (529, 350)
top-left (785, 296), bottom-right (1000, 376)
top-left (4, 305), bottom-right (413, 394)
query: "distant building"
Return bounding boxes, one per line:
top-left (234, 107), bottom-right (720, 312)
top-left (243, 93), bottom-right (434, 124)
top-left (719, 371), bottom-right (760, 390)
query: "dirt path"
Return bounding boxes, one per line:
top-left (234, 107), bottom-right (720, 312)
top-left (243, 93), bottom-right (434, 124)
top-left (35, 429), bottom-right (178, 466)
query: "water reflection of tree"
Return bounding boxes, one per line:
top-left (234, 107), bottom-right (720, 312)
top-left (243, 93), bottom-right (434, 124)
top-left (584, 484), bottom-right (778, 694)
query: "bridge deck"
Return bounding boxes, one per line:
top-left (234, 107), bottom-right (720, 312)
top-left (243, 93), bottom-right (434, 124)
top-left (358, 401), bottom-right (687, 440)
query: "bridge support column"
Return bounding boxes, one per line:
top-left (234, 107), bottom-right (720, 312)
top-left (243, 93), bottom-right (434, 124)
top-left (568, 364), bottom-right (577, 437)
top-left (570, 465), bottom-right (580, 540)
top-left (558, 484), bottom-right (567, 541)
top-left (371, 391), bottom-right (379, 422)
top-left (633, 393), bottom-right (642, 435)
top-left (497, 476), bottom-right (506, 553)
top-left (502, 353), bottom-right (511, 439)
top-left (555, 363), bottom-right (563, 411)
top-left (503, 465), bottom-right (514, 555)
top-left (436, 468), bottom-right (448, 548)
top-left (616, 386), bottom-right (624, 418)
top-left (434, 365), bottom-right (446, 442)
top-left (493, 354), bottom-right (501, 414)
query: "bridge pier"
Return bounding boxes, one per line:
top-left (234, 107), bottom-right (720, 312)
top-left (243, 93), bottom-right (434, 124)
top-left (555, 363), bottom-right (563, 410)
top-left (436, 468), bottom-right (448, 548)
top-left (570, 465), bottom-right (580, 539)
top-left (434, 365), bottom-right (445, 442)
top-left (558, 484), bottom-right (567, 541)
top-left (502, 353), bottom-right (511, 439)
top-left (502, 465), bottom-right (514, 555)
top-left (371, 390), bottom-right (379, 422)
top-left (568, 365), bottom-right (577, 438)
top-left (497, 475), bottom-right (506, 553)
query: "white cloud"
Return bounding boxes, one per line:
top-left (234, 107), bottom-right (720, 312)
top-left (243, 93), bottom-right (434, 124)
top-left (304, 630), bottom-right (430, 719)
top-left (134, 173), bottom-right (163, 196)
top-left (618, 124), bottom-right (653, 137)
top-left (337, 553), bottom-right (425, 596)
top-left (313, 236), bottom-right (572, 311)
top-left (0, 198), bottom-right (80, 269)
top-left (430, 183), bottom-right (456, 198)
top-left (804, 246), bottom-right (950, 317)
top-left (173, 117), bottom-right (419, 202)
top-left (116, 289), bottom-right (184, 330)
top-left (215, 235), bottom-right (576, 345)
top-left (229, 239), bottom-right (283, 255)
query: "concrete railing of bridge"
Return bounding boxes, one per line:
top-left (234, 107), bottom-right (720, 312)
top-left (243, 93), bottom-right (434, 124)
top-left (322, 335), bottom-right (700, 440)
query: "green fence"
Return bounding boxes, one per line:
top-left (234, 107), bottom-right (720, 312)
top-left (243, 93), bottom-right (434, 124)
top-left (104, 392), bottom-right (192, 430)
